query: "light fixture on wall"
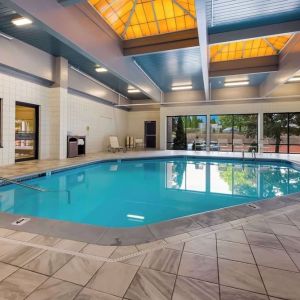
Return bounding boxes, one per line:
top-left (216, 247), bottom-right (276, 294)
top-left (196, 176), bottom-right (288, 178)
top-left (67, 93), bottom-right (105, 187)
top-left (171, 84), bottom-right (193, 91)
top-left (12, 17), bottom-right (32, 26)
top-left (288, 76), bottom-right (300, 82)
top-left (95, 66), bottom-right (108, 73)
top-left (224, 80), bottom-right (249, 87)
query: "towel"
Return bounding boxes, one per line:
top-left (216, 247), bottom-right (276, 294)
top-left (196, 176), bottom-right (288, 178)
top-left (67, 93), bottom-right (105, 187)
top-left (78, 139), bottom-right (85, 145)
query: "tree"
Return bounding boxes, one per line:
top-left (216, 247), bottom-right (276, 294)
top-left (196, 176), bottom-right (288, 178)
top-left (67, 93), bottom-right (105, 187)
top-left (264, 114), bottom-right (288, 153)
top-left (173, 117), bottom-right (186, 150)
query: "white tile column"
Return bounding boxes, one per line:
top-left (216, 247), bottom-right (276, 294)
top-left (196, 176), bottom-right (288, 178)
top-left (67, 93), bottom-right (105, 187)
top-left (49, 57), bottom-right (68, 159)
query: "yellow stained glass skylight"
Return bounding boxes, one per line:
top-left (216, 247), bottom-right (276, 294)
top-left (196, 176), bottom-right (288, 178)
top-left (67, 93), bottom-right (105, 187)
top-left (89, 0), bottom-right (197, 40)
top-left (210, 34), bottom-right (292, 62)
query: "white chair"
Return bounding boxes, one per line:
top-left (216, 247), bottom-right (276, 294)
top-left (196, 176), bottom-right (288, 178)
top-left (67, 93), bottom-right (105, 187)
top-left (109, 136), bottom-right (126, 153)
top-left (135, 138), bottom-right (144, 150)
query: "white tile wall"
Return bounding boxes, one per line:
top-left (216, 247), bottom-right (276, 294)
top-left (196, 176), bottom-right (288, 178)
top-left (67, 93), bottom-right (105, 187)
top-left (67, 93), bottom-right (128, 152)
top-left (0, 73), bottom-right (129, 166)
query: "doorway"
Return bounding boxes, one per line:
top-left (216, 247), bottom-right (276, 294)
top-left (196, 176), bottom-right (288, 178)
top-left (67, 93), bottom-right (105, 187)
top-left (15, 102), bottom-right (39, 162)
top-left (144, 121), bottom-right (156, 148)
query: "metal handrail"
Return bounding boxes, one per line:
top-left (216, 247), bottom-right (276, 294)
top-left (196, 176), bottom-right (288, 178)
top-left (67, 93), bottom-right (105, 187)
top-left (0, 176), bottom-right (46, 192)
top-left (0, 176), bottom-right (71, 203)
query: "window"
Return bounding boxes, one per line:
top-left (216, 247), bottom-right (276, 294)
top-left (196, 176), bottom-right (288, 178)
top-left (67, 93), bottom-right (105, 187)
top-left (167, 115), bottom-right (207, 150)
top-left (210, 114), bottom-right (258, 151)
top-left (263, 113), bottom-right (300, 153)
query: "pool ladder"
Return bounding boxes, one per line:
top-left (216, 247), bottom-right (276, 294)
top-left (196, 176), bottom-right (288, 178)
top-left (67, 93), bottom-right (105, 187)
top-left (0, 176), bottom-right (71, 203)
top-left (242, 150), bottom-right (256, 161)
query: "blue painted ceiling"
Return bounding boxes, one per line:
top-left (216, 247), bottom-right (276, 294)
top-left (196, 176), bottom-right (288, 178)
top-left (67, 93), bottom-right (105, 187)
top-left (134, 47), bottom-right (204, 93)
top-left (0, 2), bottom-right (148, 100)
top-left (210, 73), bottom-right (269, 89)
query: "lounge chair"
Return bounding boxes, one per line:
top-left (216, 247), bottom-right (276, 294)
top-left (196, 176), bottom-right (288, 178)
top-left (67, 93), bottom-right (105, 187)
top-left (135, 138), bottom-right (144, 150)
top-left (109, 136), bottom-right (126, 153)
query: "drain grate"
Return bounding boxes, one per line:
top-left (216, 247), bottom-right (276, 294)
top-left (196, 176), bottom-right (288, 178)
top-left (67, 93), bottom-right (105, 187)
top-left (12, 217), bottom-right (31, 226)
top-left (247, 203), bottom-right (260, 209)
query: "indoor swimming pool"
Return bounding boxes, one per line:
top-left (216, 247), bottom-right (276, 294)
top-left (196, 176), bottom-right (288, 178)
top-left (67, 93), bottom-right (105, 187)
top-left (0, 156), bottom-right (299, 227)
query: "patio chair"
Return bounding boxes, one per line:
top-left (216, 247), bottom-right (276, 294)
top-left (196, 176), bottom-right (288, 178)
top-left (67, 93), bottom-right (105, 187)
top-left (109, 136), bottom-right (126, 153)
top-left (135, 138), bottom-right (145, 150)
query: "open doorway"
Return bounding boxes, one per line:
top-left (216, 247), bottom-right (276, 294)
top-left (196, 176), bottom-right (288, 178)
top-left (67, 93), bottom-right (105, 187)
top-left (144, 121), bottom-right (156, 148)
top-left (15, 102), bottom-right (39, 162)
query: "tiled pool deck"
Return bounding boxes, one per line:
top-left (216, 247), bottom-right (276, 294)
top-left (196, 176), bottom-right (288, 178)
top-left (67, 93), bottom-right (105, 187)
top-left (0, 150), bottom-right (300, 299)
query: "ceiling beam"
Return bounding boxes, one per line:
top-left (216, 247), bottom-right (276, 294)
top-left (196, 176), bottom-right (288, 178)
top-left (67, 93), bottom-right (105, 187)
top-left (57, 0), bottom-right (86, 7)
top-left (195, 0), bottom-right (209, 101)
top-left (123, 20), bottom-right (300, 56)
top-left (210, 56), bottom-right (278, 77)
top-left (5, 0), bottom-right (162, 102)
top-left (259, 33), bottom-right (300, 97)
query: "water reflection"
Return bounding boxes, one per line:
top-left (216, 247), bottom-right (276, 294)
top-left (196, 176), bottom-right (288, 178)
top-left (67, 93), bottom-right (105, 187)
top-left (166, 160), bottom-right (300, 199)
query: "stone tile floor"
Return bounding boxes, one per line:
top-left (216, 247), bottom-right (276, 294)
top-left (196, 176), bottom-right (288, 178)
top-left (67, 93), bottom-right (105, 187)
top-left (0, 205), bottom-right (299, 299)
top-left (1, 151), bottom-right (300, 299)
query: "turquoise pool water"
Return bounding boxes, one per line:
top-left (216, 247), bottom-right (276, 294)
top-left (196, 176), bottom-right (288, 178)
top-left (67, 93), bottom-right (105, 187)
top-left (0, 157), bottom-right (300, 227)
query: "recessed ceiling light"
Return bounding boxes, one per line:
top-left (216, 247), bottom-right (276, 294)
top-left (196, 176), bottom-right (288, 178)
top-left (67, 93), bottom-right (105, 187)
top-left (224, 80), bottom-right (249, 87)
top-left (288, 76), bottom-right (300, 82)
top-left (12, 17), bottom-right (32, 26)
top-left (171, 85), bottom-right (193, 91)
top-left (95, 66), bottom-right (108, 73)
top-left (128, 89), bottom-right (141, 94)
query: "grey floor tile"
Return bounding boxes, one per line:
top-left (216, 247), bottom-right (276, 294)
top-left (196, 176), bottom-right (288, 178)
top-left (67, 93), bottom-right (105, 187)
top-left (0, 269), bottom-right (47, 300)
top-left (173, 276), bottom-right (219, 300)
top-left (0, 262), bottom-right (18, 282)
top-left (30, 235), bottom-right (61, 246)
top-left (220, 286), bottom-right (268, 300)
top-left (7, 231), bottom-right (37, 242)
top-left (142, 248), bottom-right (181, 274)
top-left (277, 235), bottom-right (300, 253)
top-left (267, 214), bottom-right (294, 225)
top-left (184, 236), bottom-right (217, 257)
top-left (178, 252), bottom-right (218, 284)
top-left (268, 223), bottom-right (300, 237)
top-left (98, 227), bottom-right (156, 246)
top-left (54, 256), bottom-right (103, 286)
top-left (244, 231), bottom-right (283, 249)
top-left (242, 221), bottom-right (273, 234)
top-left (109, 246), bottom-right (138, 259)
top-left (54, 239), bottom-right (87, 252)
top-left (0, 244), bottom-right (44, 267)
top-left (124, 267), bottom-right (176, 300)
top-left (251, 245), bottom-right (298, 272)
top-left (0, 228), bottom-right (15, 237)
top-left (87, 262), bottom-right (138, 297)
top-left (81, 244), bottom-right (117, 258)
top-left (289, 252), bottom-right (300, 270)
top-left (148, 218), bottom-right (200, 239)
top-left (218, 259), bottom-right (266, 294)
top-left (75, 288), bottom-right (121, 300)
top-left (26, 278), bottom-right (82, 300)
top-left (23, 250), bottom-right (73, 276)
top-left (259, 266), bottom-right (300, 300)
top-left (217, 228), bottom-right (248, 244)
top-left (217, 240), bottom-right (255, 264)
top-left (192, 210), bottom-right (237, 227)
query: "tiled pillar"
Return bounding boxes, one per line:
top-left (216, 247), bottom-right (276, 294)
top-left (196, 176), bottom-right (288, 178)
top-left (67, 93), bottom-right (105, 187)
top-left (258, 112), bottom-right (264, 153)
top-left (48, 57), bottom-right (68, 159)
